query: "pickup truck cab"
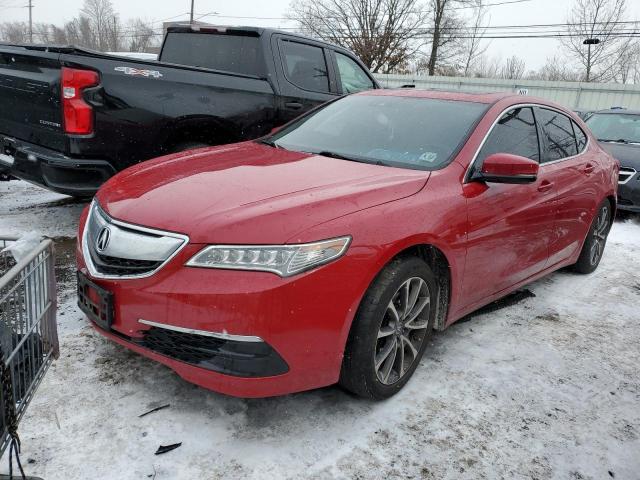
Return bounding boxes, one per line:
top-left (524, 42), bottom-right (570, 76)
top-left (0, 25), bottom-right (379, 196)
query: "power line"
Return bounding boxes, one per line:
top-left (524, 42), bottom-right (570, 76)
top-left (111, 30), bottom-right (640, 40)
top-left (151, 12), bottom-right (190, 24)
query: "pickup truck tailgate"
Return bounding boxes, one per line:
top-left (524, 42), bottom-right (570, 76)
top-left (0, 46), bottom-right (66, 152)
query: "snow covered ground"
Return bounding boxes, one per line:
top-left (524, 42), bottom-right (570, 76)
top-left (1, 180), bottom-right (639, 479)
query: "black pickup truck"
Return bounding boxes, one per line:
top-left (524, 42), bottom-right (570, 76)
top-left (0, 25), bottom-right (379, 196)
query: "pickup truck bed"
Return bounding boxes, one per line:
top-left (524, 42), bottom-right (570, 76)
top-left (0, 26), bottom-right (378, 195)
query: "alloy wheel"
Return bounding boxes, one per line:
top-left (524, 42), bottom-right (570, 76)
top-left (374, 277), bottom-right (430, 385)
top-left (590, 205), bottom-right (610, 266)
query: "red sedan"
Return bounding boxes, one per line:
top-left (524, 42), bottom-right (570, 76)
top-left (76, 90), bottom-right (618, 399)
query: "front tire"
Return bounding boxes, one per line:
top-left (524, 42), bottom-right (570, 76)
top-left (571, 200), bottom-right (612, 274)
top-left (340, 256), bottom-right (437, 400)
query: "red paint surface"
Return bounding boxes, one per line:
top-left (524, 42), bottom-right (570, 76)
top-left (78, 91), bottom-right (619, 397)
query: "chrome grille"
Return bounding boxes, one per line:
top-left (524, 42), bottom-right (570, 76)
top-left (82, 202), bottom-right (188, 279)
top-left (619, 167), bottom-right (636, 184)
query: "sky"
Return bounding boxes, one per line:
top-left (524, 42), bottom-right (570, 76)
top-left (2, 0), bottom-right (640, 71)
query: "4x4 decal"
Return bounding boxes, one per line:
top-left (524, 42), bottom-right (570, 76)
top-left (114, 66), bottom-right (163, 78)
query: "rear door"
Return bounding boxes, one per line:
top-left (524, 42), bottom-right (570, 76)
top-left (535, 107), bottom-right (600, 265)
top-left (462, 106), bottom-right (556, 307)
top-left (271, 35), bottom-right (339, 123)
top-left (0, 47), bottom-right (66, 152)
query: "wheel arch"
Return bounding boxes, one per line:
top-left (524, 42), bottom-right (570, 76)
top-left (338, 240), bottom-right (454, 397)
top-left (393, 244), bottom-right (451, 331)
top-left (352, 240), bottom-right (455, 334)
top-left (606, 194), bottom-right (617, 226)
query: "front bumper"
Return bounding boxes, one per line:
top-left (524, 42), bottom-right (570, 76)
top-left (618, 173), bottom-right (640, 212)
top-left (0, 133), bottom-right (115, 196)
top-left (76, 216), bottom-right (368, 397)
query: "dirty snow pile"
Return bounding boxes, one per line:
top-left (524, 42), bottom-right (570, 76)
top-left (0, 180), bottom-right (639, 480)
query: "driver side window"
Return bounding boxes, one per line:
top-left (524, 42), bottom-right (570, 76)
top-left (477, 107), bottom-right (540, 165)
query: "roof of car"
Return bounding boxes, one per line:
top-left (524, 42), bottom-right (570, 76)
top-left (357, 88), bottom-right (548, 105)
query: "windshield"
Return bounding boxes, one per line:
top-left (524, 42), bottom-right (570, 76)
top-left (268, 95), bottom-right (488, 170)
top-left (160, 32), bottom-right (265, 76)
top-left (586, 113), bottom-right (640, 144)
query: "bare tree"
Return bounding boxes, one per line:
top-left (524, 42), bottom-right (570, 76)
top-left (126, 19), bottom-right (157, 52)
top-left (531, 56), bottom-right (581, 81)
top-left (32, 23), bottom-right (52, 43)
top-left (616, 42), bottom-right (639, 84)
top-left (288, 0), bottom-right (429, 73)
top-left (63, 15), bottom-right (97, 49)
top-left (500, 55), bottom-right (525, 79)
top-left (461, 0), bottom-right (489, 76)
top-left (634, 48), bottom-right (640, 85)
top-left (425, 0), bottom-right (471, 75)
top-left (0, 22), bottom-right (29, 43)
top-left (562, 0), bottom-right (631, 82)
top-left (473, 53), bottom-right (501, 78)
top-left (51, 25), bottom-right (68, 44)
top-left (81, 0), bottom-right (118, 51)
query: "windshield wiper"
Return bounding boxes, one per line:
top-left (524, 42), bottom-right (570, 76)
top-left (598, 138), bottom-right (629, 144)
top-left (314, 150), bottom-right (389, 166)
top-left (316, 150), bottom-right (359, 161)
top-left (256, 138), bottom-right (285, 149)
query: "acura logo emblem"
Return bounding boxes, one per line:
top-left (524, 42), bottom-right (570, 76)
top-left (96, 227), bottom-right (111, 252)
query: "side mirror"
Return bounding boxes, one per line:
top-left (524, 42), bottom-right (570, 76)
top-left (475, 153), bottom-right (539, 184)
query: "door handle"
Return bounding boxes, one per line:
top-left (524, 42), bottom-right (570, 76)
top-left (584, 163), bottom-right (595, 174)
top-left (285, 102), bottom-right (303, 110)
top-left (537, 180), bottom-right (553, 193)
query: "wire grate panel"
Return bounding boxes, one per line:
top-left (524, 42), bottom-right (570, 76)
top-left (0, 237), bottom-right (59, 458)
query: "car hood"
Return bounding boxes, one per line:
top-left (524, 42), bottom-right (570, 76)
top-left (599, 142), bottom-right (640, 170)
top-left (97, 142), bottom-right (430, 244)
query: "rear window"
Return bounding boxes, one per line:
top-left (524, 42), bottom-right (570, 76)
top-left (160, 32), bottom-right (265, 76)
top-left (573, 121), bottom-right (588, 152)
top-left (537, 108), bottom-right (578, 162)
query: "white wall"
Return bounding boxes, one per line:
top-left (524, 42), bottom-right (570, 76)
top-left (373, 74), bottom-right (640, 111)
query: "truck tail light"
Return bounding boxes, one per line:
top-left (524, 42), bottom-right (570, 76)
top-left (61, 67), bottom-right (99, 135)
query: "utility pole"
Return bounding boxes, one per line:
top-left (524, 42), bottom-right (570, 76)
top-left (28, 0), bottom-right (33, 43)
top-left (583, 38), bottom-right (600, 83)
top-left (113, 16), bottom-right (118, 50)
top-left (190, 0), bottom-right (195, 23)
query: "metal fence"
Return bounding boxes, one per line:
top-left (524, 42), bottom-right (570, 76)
top-left (0, 236), bottom-right (58, 459)
top-left (374, 74), bottom-right (640, 111)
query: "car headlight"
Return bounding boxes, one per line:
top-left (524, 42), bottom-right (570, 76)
top-left (185, 236), bottom-right (351, 277)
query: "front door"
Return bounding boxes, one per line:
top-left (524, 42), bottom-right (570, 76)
top-left (461, 106), bottom-right (556, 308)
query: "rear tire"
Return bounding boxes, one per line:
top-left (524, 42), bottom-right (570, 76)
top-left (340, 256), bottom-right (437, 400)
top-left (571, 200), bottom-right (612, 274)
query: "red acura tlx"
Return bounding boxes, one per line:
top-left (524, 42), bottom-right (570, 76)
top-left (77, 89), bottom-right (618, 399)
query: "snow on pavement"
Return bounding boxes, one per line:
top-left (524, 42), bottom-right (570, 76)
top-left (0, 180), bottom-right (86, 238)
top-left (0, 180), bottom-right (639, 479)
